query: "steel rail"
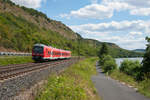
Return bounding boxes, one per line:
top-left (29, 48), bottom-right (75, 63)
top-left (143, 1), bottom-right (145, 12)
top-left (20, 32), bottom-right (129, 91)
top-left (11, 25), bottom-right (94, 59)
top-left (0, 58), bottom-right (76, 80)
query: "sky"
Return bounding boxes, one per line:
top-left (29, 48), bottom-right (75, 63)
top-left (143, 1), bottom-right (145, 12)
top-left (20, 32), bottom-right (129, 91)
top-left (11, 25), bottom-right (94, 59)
top-left (10, 0), bottom-right (150, 50)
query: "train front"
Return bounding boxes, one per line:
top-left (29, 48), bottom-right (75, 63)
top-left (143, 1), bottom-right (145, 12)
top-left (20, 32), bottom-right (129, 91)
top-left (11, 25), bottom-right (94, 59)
top-left (32, 44), bottom-right (44, 61)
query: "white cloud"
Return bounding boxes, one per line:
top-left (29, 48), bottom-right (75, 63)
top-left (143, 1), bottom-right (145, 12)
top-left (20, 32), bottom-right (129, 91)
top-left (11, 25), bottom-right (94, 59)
top-left (70, 20), bottom-right (150, 33)
top-left (123, 0), bottom-right (150, 8)
top-left (70, 20), bottom-right (149, 49)
top-left (69, 4), bottom-right (113, 19)
top-left (60, 0), bottom-right (150, 19)
top-left (10, 0), bottom-right (46, 8)
top-left (60, 2), bottom-right (131, 19)
top-left (130, 8), bottom-right (150, 16)
top-left (130, 32), bottom-right (143, 35)
top-left (105, 0), bottom-right (150, 16)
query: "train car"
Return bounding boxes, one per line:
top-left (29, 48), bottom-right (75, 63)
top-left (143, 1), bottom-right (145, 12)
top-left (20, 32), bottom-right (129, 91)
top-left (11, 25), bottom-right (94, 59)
top-left (52, 48), bottom-right (61, 59)
top-left (32, 44), bottom-right (71, 61)
top-left (61, 50), bottom-right (71, 59)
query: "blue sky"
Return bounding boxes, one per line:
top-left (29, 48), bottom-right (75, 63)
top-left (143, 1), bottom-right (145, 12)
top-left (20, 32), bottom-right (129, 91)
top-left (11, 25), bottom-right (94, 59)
top-left (10, 0), bottom-right (150, 50)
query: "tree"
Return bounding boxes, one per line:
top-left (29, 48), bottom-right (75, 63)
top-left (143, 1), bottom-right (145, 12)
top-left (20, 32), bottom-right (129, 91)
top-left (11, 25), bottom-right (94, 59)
top-left (102, 55), bottom-right (117, 73)
top-left (98, 43), bottom-right (109, 66)
top-left (120, 60), bottom-right (141, 79)
top-left (98, 43), bottom-right (109, 59)
top-left (141, 37), bottom-right (150, 79)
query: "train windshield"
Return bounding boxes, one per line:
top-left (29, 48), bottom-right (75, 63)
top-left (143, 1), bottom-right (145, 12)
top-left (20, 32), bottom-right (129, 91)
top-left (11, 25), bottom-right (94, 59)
top-left (33, 46), bottom-right (43, 54)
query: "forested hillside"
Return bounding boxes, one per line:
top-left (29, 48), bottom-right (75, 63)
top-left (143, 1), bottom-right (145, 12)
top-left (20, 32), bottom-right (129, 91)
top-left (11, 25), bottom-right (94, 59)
top-left (133, 49), bottom-right (145, 53)
top-left (0, 0), bottom-right (143, 57)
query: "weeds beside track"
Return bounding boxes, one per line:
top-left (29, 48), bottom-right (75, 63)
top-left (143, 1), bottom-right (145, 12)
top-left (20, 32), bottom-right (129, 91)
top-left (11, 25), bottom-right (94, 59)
top-left (36, 58), bottom-right (101, 100)
top-left (0, 56), bottom-right (33, 66)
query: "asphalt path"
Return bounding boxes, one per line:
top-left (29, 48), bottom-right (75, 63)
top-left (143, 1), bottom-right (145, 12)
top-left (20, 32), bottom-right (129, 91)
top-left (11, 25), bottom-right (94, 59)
top-left (91, 62), bottom-right (150, 100)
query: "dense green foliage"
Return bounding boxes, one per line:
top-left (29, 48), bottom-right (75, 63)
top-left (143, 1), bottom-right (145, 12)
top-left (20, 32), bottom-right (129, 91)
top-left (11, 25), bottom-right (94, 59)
top-left (99, 55), bottom-right (117, 74)
top-left (103, 58), bottom-right (117, 74)
top-left (107, 44), bottom-right (144, 57)
top-left (36, 58), bottom-right (100, 100)
top-left (2, 0), bottom-right (15, 5)
top-left (120, 60), bottom-right (141, 79)
top-left (98, 43), bottom-right (109, 59)
top-left (141, 37), bottom-right (150, 78)
top-left (98, 43), bottom-right (109, 65)
top-left (98, 43), bottom-right (117, 73)
top-left (0, 56), bottom-right (33, 66)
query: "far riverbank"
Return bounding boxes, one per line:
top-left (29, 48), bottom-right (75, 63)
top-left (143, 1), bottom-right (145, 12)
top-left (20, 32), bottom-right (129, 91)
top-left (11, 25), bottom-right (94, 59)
top-left (115, 58), bottom-right (143, 67)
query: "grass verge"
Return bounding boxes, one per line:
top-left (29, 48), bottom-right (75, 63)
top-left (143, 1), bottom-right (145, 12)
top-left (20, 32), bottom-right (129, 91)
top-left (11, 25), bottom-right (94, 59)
top-left (109, 70), bottom-right (150, 98)
top-left (0, 56), bottom-right (33, 66)
top-left (36, 58), bottom-right (101, 100)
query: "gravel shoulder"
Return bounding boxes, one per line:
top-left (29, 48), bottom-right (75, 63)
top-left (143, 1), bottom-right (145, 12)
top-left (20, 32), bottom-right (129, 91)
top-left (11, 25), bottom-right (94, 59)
top-left (91, 62), bottom-right (150, 100)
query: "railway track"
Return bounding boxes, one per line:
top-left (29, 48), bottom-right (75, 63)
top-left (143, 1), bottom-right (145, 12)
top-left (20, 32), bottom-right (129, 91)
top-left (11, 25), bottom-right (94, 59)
top-left (0, 58), bottom-right (77, 81)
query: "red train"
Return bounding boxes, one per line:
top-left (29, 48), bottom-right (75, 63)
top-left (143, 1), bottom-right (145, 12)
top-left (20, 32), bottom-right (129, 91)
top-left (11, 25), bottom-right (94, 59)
top-left (32, 44), bottom-right (71, 61)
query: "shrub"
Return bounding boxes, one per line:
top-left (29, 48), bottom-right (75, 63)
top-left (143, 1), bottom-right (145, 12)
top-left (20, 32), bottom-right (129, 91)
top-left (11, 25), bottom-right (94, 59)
top-left (99, 55), bottom-right (110, 66)
top-left (98, 43), bottom-right (109, 59)
top-left (120, 60), bottom-right (141, 79)
top-left (103, 59), bottom-right (117, 74)
top-left (100, 55), bottom-right (117, 74)
top-left (141, 37), bottom-right (150, 79)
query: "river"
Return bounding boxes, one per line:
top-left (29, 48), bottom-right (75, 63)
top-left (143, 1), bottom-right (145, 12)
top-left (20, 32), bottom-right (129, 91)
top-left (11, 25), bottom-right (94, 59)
top-left (115, 58), bottom-right (143, 67)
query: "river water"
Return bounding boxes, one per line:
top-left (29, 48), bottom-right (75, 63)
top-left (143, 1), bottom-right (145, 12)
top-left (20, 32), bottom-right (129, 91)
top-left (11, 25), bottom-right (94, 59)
top-left (115, 58), bottom-right (143, 67)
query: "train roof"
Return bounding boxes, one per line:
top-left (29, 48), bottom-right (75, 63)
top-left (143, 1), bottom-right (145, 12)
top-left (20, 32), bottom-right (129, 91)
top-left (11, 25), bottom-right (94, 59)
top-left (34, 44), bottom-right (46, 47)
top-left (34, 44), bottom-right (53, 48)
top-left (33, 44), bottom-right (71, 52)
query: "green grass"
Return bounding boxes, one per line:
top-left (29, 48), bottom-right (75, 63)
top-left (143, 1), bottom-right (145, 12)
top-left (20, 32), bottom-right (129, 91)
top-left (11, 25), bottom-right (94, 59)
top-left (0, 56), bottom-right (33, 66)
top-left (36, 58), bottom-right (101, 100)
top-left (109, 70), bottom-right (150, 98)
top-left (138, 79), bottom-right (150, 97)
top-left (110, 70), bottom-right (138, 87)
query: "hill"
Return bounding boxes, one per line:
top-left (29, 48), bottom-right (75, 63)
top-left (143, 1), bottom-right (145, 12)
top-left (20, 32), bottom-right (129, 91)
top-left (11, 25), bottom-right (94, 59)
top-left (0, 0), bottom-right (143, 57)
top-left (133, 49), bottom-right (145, 53)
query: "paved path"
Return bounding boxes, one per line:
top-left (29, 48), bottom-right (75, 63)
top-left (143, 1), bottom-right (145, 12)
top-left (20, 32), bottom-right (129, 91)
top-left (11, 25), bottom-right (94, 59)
top-left (91, 63), bottom-right (150, 100)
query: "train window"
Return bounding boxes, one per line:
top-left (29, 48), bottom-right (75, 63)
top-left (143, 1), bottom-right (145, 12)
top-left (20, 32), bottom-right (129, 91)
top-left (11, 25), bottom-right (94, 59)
top-left (53, 51), bottom-right (57, 55)
top-left (53, 51), bottom-right (61, 56)
top-left (48, 51), bottom-right (50, 55)
top-left (33, 46), bottom-right (43, 54)
top-left (62, 52), bottom-right (68, 56)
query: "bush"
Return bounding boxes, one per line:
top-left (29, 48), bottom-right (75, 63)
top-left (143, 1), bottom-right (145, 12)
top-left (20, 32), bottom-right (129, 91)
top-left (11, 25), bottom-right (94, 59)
top-left (99, 55), bottom-right (111, 66)
top-left (103, 60), bottom-right (117, 74)
top-left (141, 37), bottom-right (150, 79)
top-left (100, 55), bottom-right (117, 74)
top-left (120, 60), bottom-right (141, 79)
top-left (98, 43), bottom-right (109, 59)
